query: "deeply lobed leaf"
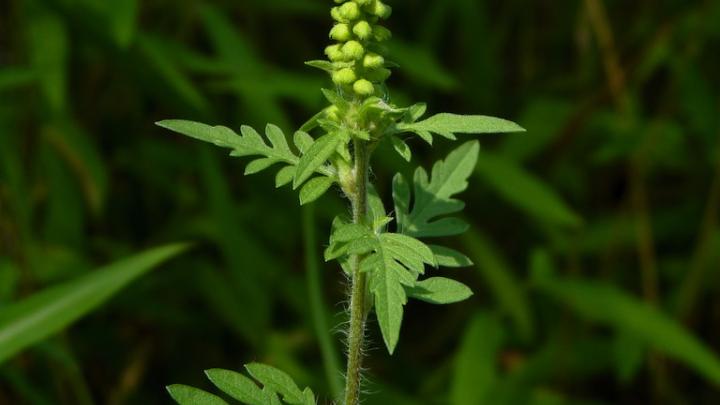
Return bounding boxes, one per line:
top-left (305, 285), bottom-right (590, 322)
top-left (158, 120), bottom-right (338, 205)
top-left (394, 141), bottom-right (479, 238)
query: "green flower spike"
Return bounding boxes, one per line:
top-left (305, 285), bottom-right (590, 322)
top-left (317, 0), bottom-right (395, 98)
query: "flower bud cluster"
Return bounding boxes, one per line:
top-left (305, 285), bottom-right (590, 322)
top-left (325, 0), bottom-right (393, 98)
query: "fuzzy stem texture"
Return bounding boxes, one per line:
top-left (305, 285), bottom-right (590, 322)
top-left (343, 139), bottom-right (370, 405)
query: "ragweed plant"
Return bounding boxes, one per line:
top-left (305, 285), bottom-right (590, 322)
top-left (158, 1), bottom-right (524, 404)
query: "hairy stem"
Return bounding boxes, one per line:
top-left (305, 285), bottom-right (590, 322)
top-left (343, 139), bottom-right (370, 405)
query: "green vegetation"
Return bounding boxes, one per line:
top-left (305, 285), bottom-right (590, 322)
top-left (1, 0), bottom-right (719, 404)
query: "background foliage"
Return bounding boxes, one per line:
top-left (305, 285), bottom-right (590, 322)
top-left (1, 0), bottom-right (720, 403)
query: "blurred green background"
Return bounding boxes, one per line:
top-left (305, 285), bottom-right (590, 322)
top-left (2, 0), bottom-right (720, 404)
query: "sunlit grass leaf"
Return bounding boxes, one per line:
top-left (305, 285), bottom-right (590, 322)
top-left (407, 277), bottom-right (473, 304)
top-left (205, 368), bottom-right (264, 405)
top-left (474, 153), bottom-right (582, 228)
top-left (451, 312), bottom-right (504, 405)
top-left (0, 244), bottom-right (188, 364)
top-left (394, 141), bottom-right (478, 238)
top-left (536, 276), bottom-right (720, 385)
top-left (167, 384), bottom-right (228, 405)
top-left (397, 113), bottom-right (524, 142)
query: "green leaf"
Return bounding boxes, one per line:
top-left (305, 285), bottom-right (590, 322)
top-left (265, 124), bottom-right (292, 155)
top-left (536, 277), bottom-right (720, 386)
top-left (397, 113), bottom-right (524, 142)
top-left (275, 166), bottom-right (296, 188)
top-left (367, 184), bottom-right (388, 224)
top-left (293, 133), bottom-right (341, 189)
top-left (394, 141), bottom-right (479, 238)
top-left (390, 136), bottom-right (412, 162)
top-left (205, 369), bottom-right (264, 405)
top-left (407, 277), bottom-right (473, 304)
top-left (304, 60), bottom-right (335, 73)
top-left (302, 388), bottom-right (316, 405)
top-left (167, 384), bottom-right (229, 405)
top-left (245, 158), bottom-right (279, 175)
top-left (361, 233), bottom-right (436, 354)
top-left (244, 363), bottom-right (305, 404)
top-left (324, 222), bottom-right (376, 261)
top-left (293, 131), bottom-right (315, 154)
top-left (264, 388), bottom-right (282, 405)
top-left (474, 153), bottom-right (582, 228)
top-left (429, 245), bottom-right (473, 268)
top-left (299, 177), bottom-right (335, 205)
top-left (157, 120), bottom-right (298, 163)
top-left (0, 244), bottom-right (188, 364)
top-left (327, 224), bottom-right (437, 353)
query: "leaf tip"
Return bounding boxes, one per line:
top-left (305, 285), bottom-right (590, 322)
top-left (155, 120), bottom-right (174, 129)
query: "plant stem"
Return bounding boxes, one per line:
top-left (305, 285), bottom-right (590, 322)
top-left (343, 139), bottom-right (370, 405)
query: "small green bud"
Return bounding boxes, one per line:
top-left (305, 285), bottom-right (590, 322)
top-left (373, 26), bottom-right (392, 41)
top-left (342, 40), bottom-right (365, 60)
top-left (354, 0), bottom-right (372, 6)
top-left (353, 79), bottom-right (375, 96)
top-left (352, 21), bottom-right (372, 40)
top-left (369, 1), bottom-right (392, 19)
top-left (330, 7), bottom-right (343, 22)
top-left (332, 68), bottom-right (357, 85)
top-left (339, 2), bottom-right (361, 20)
top-left (325, 44), bottom-right (345, 62)
top-left (365, 67), bottom-right (391, 82)
top-left (363, 52), bottom-right (384, 69)
top-left (329, 23), bottom-right (352, 41)
top-left (325, 105), bottom-right (340, 121)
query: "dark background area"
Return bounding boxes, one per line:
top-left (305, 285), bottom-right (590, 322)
top-left (1, 0), bottom-right (720, 404)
